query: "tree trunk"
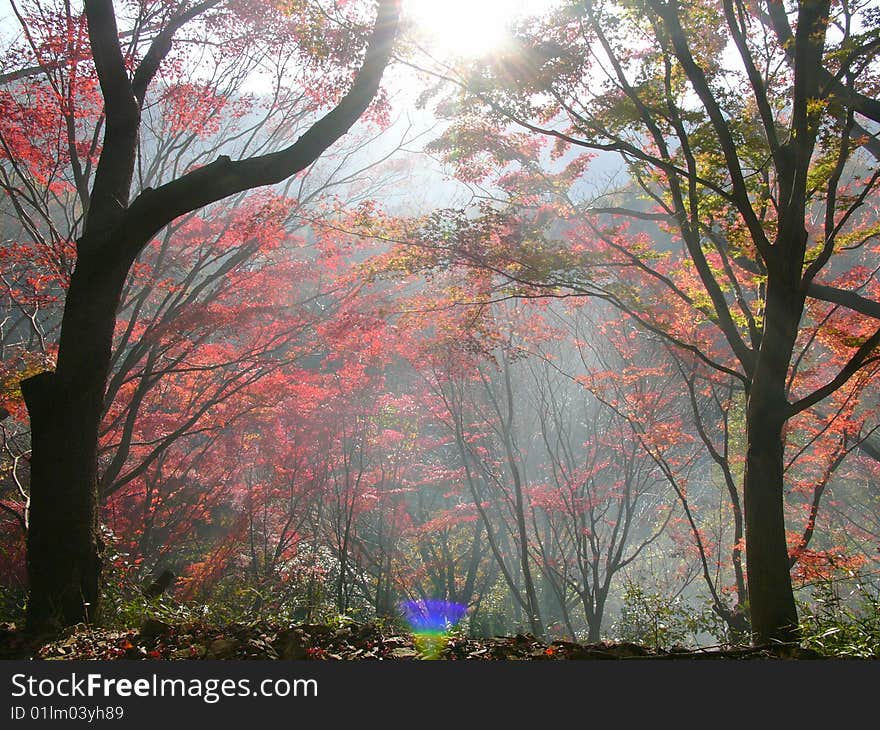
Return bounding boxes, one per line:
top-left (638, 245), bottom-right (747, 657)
top-left (15, 0), bottom-right (397, 633)
top-left (585, 610), bottom-right (602, 644)
top-left (743, 418), bottom-right (798, 644)
top-left (585, 586), bottom-right (609, 644)
top-left (742, 283), bottom-right (801, 644)
top-left (22, 250), bottom-right (129, 633)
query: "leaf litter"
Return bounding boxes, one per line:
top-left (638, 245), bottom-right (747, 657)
top-left (0, 620), bottom-right (824, 660)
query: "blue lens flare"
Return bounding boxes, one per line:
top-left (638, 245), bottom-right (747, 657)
top-left (401, 599), bottom-right (467, 632)
top-left (400, 599), bottom-right (467, 659)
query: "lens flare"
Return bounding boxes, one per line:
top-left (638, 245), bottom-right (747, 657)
top-left (401, 599), bottom-right (467, 659)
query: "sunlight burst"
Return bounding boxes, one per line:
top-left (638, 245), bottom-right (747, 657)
top-left (405, 0), bottom-right (555, 59)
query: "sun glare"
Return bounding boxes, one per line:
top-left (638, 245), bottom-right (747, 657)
top-left (405, 0), bottom-right (554, 60)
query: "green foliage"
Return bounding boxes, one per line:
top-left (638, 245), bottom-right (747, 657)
top-left (100, 538), bottom-right (385, 630)
top-left (0, 584), bottom-right (26, 625)
top-left (102, 573), bottom-right (346, 630)
top-left (798, 572), bottom-right (880, 659)
top-left (468, 579), bottom-right (515, 638)
top-left (100, 560), bottom-right (195, 630)
top-left (611, 579), bottom-right (729, 650)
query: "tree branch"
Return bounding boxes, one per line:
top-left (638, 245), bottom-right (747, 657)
top-left (807, 283), bottom-right (880, 320)
top-left (131, 0), bottom-right (223, 105)
top-left (123, 0), bottom-right (401, 255)
top-left (788, 326), bottom-right (880, 417)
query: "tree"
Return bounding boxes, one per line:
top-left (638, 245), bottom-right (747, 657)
top-left (566, 304), bottom-right (752, 637)
top-left (9, 0), bottom-right (401, 633)
top-left (526, 338), bottom-right (673, 642)
top-left (399, 0), bottom-right (880, 643)
top-left (415, 300), bottom-right (547, 637)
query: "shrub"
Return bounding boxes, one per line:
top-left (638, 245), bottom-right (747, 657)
top-left (798, 571), bottom-right (880, 658)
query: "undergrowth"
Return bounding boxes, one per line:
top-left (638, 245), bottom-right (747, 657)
top-left (798, 571), bottom-right (880, 659)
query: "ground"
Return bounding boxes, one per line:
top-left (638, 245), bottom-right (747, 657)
top-left (0, 620), bottom-right (825, 660)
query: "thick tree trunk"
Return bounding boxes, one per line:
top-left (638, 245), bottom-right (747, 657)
top-left (23, 372), bottom-right (103, 632)
top-left (17, 0), bottom-right (398, 633)
top-left (22, 251), bottom-right (129, 633)
top-left (742, 283), bottom-right (801, 644)
top-left (743, 416), bottom-right (798, 644)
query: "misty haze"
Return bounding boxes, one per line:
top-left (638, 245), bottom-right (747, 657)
top-left (0, 0), bottom-right (878, 662)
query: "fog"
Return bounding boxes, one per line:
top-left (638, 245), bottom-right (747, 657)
top-left (1, 0), bottom-right (878, 650)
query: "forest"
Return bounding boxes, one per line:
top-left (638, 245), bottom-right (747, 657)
top-left (0, 0), bottom-right (879, 660)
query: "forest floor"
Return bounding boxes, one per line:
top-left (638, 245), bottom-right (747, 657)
top-left (0, 619), bottom-right (827, 660)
